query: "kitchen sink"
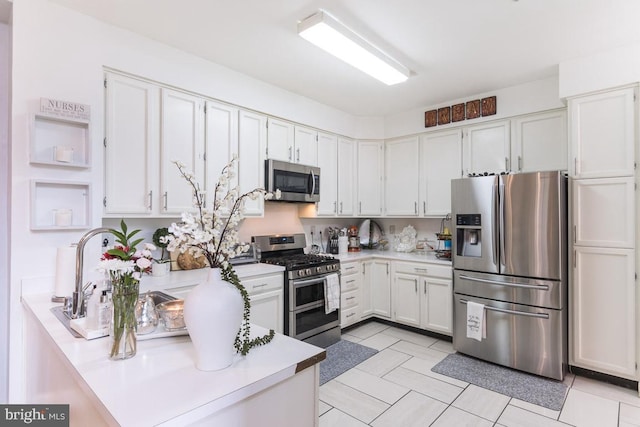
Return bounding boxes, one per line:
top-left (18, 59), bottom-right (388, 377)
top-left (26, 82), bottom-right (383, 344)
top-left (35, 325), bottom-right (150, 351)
top-left (50, 291), bottom-right (178, 338)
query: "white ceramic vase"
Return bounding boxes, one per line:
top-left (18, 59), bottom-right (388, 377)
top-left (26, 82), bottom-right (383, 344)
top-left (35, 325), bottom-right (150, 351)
top-left (183, 268), bottom-right (244, 371)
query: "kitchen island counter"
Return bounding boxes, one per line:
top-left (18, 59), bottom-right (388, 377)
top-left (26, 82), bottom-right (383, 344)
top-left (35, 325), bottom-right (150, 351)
top-left (22, 265), bottom-right (324, 426)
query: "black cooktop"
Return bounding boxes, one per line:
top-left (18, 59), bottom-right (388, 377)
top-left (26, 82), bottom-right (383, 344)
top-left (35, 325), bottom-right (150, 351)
top-left (261, 253), bottom-right (338, 270)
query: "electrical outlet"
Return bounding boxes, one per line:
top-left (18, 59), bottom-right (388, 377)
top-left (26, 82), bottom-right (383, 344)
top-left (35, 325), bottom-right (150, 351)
top-left (389, 225), bottom-right (396, 234)
top-left (310, 225), bottom-right (316, 235)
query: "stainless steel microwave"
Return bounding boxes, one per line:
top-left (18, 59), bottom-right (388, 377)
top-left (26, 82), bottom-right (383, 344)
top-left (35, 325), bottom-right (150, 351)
top-left (265, 159), bottom-right (320, 203)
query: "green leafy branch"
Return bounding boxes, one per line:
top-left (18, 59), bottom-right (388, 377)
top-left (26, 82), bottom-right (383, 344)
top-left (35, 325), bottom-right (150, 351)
top-left (223, 266), bottom-right (275, 356)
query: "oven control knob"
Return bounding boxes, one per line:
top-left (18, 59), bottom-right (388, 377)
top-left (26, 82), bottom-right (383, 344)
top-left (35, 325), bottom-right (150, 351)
top-left (305, 268), bottom-right (311, 276)
top-left (316, 266), bottom-right (323, 273)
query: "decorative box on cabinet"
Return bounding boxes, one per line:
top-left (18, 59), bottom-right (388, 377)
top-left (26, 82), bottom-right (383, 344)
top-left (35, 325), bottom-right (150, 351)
top-left (31, 180), bottom-right (91, 230)
top-left (30, 113), bottom-right (90, 168)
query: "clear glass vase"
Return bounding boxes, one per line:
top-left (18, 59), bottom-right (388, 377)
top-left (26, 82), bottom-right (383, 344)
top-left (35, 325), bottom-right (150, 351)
top-left (109, 275), bottom-right (140, 360)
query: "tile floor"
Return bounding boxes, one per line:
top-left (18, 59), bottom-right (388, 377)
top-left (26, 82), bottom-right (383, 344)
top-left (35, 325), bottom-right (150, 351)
top-left (319, 321), bottom-right (640, 427)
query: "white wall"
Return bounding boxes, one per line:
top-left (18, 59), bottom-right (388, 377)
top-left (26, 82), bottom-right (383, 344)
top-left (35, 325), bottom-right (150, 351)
top-left (384, 76), bottom-right (565, 139)
top-left (559, 42), bottom-right (640, 98)
top-left (0, 17), bottom-right (10, 404)
top-left (8, 0), bottom-right (364, 401)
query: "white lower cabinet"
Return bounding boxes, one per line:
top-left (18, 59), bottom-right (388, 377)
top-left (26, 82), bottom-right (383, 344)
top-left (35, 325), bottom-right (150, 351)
top-left (392, 261), bottom-right (453, 335)
top-left (362, 259), bottom-right (391, 318)
top-left (340, 261), bottom-right (362, 328)
top-left (394, 272), bottom-right (422, 327)
top-left (243, 272), bottom-right (284, 334)
top-left (571, 246), bottom-right (636, 379)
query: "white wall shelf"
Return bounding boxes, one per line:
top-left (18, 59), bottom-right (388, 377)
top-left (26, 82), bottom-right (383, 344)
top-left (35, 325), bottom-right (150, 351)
top-left (30, 113), bottom-right (90, 168)
top-left (30, 180), bottom-right (91, 231)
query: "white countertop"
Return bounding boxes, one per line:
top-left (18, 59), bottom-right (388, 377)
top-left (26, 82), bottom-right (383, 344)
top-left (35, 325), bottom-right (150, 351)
top-left (140, 263), bottom-right (285, 295)
top-left (22, 262), bottom-right (323, 427)
top-left (335, 250), bottom-right (452, 265)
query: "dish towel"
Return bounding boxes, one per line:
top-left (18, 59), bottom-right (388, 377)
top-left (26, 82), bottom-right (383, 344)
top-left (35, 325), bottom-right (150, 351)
top-left (466, 301), bottom-right (486, 341)
top-left (324, 273), bottom-right (340, 314)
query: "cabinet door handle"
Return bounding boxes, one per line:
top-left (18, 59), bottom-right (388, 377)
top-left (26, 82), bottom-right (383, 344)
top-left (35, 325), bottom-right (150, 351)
top-left (296, 148), bottom-right (300, 163)
top-left (288, 146), bottom-right (292, 161)
top-left (359, 202), bottom-right (362, 215)
top-left (148, 190), bottom-right (153, 211)
top-left (346, 296), bottom-right (355, 301)
top-left (346, 279), bottom-right (355, 283)
top-left (573, 225), bottom-right (577, 243)
top-left (518, 156), bottom-right (522, 172)
top-left (346, 313), bottom-right (355, 318)
top-left (414, 202), bottom-right (418, 214)
top-left (333, 201), bottom-right (337, 214)
top-left (423, 201), bottom-right (426, 215)
top-left (163, 192), bottom-right (168, 210)
top-left (414, 267), bottom-right (428, 272)
top-left (414, 279), bottom-right (418, 293)
top-left (574, 157), bottom-right (578, 175)
top-left (340, 201), bottom-right (343, 214)
top-left (424, 283), bottom-right (427, 295)
top-left (505, 157), bottom-right (509, 172)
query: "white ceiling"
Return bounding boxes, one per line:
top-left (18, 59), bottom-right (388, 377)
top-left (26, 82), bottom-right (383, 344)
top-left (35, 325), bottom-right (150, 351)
top-left (49, 0), bottom-right (640, 117)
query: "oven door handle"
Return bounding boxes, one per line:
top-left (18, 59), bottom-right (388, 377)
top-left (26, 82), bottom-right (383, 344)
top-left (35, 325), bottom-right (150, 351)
top-left (459, 298), bottom-right (549, 319)
top-left (293, 276), bottom-right (328, 287)
top-left (458, 274), bottom-right (549, 291)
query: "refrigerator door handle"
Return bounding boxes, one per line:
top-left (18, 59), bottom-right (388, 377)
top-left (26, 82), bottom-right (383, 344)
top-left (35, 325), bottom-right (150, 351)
top-left (459, 298), bottom-right (549, 319)
top-left (499, 181), bottom-right (506, 268)
top-left (492, 182), bottom-right (499, 267)
top-left (458, 274), bottom-right (550, 291)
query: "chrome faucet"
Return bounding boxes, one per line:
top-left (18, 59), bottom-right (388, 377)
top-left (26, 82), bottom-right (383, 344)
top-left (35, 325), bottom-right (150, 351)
top-left (71, 227), bottom-right (112, 319)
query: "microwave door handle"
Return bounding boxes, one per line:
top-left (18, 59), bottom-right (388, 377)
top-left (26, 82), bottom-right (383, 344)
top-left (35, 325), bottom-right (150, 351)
top-left (308, 170), bottom-right (316, 196)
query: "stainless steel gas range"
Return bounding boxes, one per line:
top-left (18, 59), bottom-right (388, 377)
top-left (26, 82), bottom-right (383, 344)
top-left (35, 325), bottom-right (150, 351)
top-left (252, 233), bottom-right (341, 348)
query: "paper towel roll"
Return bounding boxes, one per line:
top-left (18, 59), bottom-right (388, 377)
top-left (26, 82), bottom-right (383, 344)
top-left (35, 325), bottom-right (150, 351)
top-left (338, 236), bottom-right (348, 255)
top-left (54, 245), bottom-right (77, 298)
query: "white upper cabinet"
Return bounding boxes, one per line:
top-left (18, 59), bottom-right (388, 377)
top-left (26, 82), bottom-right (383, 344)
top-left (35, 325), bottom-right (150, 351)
top-left (293, 125), bottom-right (318, 166)
top-left (463, 120), bottom-right (510, 175)
top-left (238, 110), bottom-right (267, 216)
top-left (315, 132), bottom-right (338, 216)
top-left (385, 136), bottom-right (420, 216)
top-left (572, 177), bottom-right (636, 249)
top-left (104, 73), bottom-right (158, 215)
top-left (160, 89), bottom-right (205, 215)
top-left (204, 100), bottom-right (239, 208)
top-left (511, 109), bottom-right (567, 173)
top-left (357, 140), bottom-right (384, 216)
top-left (419, 129), bottom-right (462, 216)
top-left (266, 119), bottom-right (318, 166)
top-left (266, 118), bottom-right (294, 162)
top-left (337, 137), bottom-right (356, 216)
top-left (569, 87), bottom-right (636, 178)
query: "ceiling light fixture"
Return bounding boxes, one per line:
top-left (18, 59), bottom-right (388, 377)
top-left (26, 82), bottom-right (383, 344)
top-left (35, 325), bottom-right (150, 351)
top-left (298, 9), bottom-right (410, 86)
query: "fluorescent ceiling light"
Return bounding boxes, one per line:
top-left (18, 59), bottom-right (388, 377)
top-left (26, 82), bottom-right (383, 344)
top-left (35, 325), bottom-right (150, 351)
top-left (298, 10), bottom-right (410, 86)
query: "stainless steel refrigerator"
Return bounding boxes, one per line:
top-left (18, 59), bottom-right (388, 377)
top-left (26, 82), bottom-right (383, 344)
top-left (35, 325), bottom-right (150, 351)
top-left (451, 171), bottom-right (568, 380)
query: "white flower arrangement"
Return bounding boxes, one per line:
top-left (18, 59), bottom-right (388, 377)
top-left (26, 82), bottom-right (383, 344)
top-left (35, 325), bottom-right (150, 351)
top-left (165, 156), bottom-right (279, 269)
top-left (96, 220), bottom-right (156, 281)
